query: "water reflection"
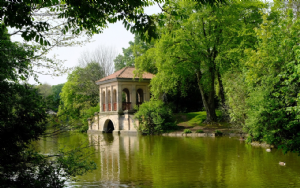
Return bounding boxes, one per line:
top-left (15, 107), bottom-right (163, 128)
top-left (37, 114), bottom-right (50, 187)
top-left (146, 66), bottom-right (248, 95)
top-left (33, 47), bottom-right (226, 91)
top-left (35, 133), bottom-right (300, 187)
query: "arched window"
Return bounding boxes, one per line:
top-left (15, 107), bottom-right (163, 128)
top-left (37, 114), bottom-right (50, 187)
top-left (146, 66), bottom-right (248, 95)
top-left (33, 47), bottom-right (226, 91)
top-left (122, 88), bottom-right (130, 110)
top-left (136, 89), bottom-right (143, 107)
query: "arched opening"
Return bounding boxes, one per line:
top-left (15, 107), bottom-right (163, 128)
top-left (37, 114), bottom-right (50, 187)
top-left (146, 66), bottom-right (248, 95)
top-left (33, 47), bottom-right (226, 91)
top-left (108, 90), bottom-right (111, 111)
top-left (122, 88), bottom-right (131, 110)
top-left (136, 88), bottom-right (144, 107)
top-left (102, 91), bottom-right (106, 111)
top-left (113, 89), bottom-right (117, 111)
top-left (104, 119), bottom-right (114, 133)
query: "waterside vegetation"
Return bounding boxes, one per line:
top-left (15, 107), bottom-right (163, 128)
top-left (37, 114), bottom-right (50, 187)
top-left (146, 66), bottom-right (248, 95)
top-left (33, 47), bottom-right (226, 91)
top-left (3, 0), bottom-right (300, 186)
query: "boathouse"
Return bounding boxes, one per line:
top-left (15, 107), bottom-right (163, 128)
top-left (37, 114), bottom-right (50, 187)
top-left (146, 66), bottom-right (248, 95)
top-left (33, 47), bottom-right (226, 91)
top-left (87, 67), bottom-right (154, 134)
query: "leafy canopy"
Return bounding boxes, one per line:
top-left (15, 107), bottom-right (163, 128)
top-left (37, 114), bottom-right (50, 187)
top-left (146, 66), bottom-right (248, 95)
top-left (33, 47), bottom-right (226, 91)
top-left (135, 0), bottom-right (266, 122)
top-left (0, 26), bottom-right (96, 187)
top-left (1, 0), bottom-right (225, 45)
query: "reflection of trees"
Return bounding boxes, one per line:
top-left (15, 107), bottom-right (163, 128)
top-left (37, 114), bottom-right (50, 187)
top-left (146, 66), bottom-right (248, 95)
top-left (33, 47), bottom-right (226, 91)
top-left (85, 135), bottom-right (300, 187)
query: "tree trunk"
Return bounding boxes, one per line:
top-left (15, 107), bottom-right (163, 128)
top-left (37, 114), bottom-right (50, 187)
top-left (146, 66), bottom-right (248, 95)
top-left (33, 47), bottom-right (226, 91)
top-left (196, 70), bottom-right (217, 123)
top-left (217, 71), bottom-right (226, 107)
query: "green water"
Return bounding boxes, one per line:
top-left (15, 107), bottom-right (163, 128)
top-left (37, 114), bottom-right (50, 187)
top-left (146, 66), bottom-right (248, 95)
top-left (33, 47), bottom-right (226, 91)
top-left (35, 133), bottom-right (300, 187)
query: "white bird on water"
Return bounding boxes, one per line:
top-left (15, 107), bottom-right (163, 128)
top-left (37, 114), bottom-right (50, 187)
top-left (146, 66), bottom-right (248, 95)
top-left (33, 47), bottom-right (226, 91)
top-left (279, 162), bottom-right (286, 166)
top-left (266, 148), bottom-right (272, 152)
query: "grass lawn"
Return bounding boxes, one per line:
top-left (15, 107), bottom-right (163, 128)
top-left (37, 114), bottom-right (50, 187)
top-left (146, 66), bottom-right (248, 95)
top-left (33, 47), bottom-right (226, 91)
top-left (174, 111), bottom-right (234, 133)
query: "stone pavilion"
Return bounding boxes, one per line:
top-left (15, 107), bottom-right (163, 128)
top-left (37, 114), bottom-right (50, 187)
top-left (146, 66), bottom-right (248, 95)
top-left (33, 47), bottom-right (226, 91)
top-left (87, 67), bottom-right (154, 134)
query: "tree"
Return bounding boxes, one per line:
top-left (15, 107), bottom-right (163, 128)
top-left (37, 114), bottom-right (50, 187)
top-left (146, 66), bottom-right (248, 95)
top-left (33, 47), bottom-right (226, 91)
top-left (1, 0), bottom-right (224, 45)
top-left (0, 26), bottom-right (96, 187)
top-left (58, 62), bottom-right (105, 131)
top-left (114, 34), bottom-right (154, 71)
top-left (50, 83), bottom-right (65, 111)
top-left (135, 0), bottom-right (265, 122)
top-left (36, 83), bottom-right (53, 98)
top-left (236, 5), bottom-right (300, 154)
top-left (78, 45), bottom-right (117, 77)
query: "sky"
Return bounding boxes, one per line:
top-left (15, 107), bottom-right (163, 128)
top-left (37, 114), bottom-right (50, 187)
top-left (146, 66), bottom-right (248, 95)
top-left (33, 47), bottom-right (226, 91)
top-left (11, 5), bottom-right (161, 86)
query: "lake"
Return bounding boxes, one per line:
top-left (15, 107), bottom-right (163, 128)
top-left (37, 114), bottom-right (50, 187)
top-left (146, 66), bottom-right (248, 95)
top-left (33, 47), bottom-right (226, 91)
top-left (35, 132), bottom-right (300, 187)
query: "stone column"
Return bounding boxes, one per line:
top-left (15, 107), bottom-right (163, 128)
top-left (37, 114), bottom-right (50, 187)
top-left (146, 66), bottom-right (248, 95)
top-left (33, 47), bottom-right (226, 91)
top-left (100, 88), bottom-right (103, 113)
top-left (131, 84), bottom-right (136, 110)
top-left (105, 87), bottom-right (108, 111)
top-left (117, 84), bottom-right (122, 112)
top-left (110, 85), bottom-right (113, 111)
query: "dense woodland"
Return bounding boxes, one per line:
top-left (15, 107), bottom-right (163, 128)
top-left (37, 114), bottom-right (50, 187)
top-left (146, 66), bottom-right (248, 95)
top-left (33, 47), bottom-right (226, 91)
top-left (2, 0), bottom-right (300, 187)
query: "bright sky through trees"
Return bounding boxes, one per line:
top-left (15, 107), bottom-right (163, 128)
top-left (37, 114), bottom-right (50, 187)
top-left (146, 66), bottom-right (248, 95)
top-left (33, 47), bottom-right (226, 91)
top-left (10, 5), bottom-right (161, 85)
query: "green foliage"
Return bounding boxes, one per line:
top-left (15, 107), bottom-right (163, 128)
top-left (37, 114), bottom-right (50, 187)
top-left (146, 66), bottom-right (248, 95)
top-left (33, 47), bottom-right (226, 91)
top-left (57, 147), bottom-right (97, 178)
top-left (48, 83), bottom-right (65, 112)
top-left (135, 0), bottom-right (266, 122)
top-left (76, 104), bottom-right (100, 133)
top-left (0, 26), bottom-right (95, 187)
top-left (195, 129), bottom-right (204, 133)
top-left (36, 83), bottom-right (53, 98)
top-left (222, 3), bottom-right (300, 154)
top-left (245, 47), bottom-right (300, 154)
top-left (58, 62), bottom-right (103, 130)
top-left (0, 0), bottom-right (151, 44)
top-left (134, 100), bottom-right (177, 134)
top-left (0, 25), bottom-right (36, 82)
top-left (183, 129), bottom-right (192, 133)
top-left (35, 83), bottom-right (65, 112)
top-left (223, 72), bottom-right (248, 128)
top-left (215, 130), bottom-right (222, 134)
top-left (1, 0), bottom-right (222, 44)
top-left (175, 111), bottom-right (207, 126)
top-left (114, 34), bottom-right (154, 71)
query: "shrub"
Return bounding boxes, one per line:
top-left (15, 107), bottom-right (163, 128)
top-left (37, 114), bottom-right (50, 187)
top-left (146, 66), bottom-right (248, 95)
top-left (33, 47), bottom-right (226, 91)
top-left (183, 129), bottom-right (192, 133)
top-left (134, 99), bottom-right (177, 134)
top-left (78, 104), bottom-right (100, 133)
top-left (195, 129), bottom-right (204, 133)
top-left (215, 130), bottom-right (223, 135)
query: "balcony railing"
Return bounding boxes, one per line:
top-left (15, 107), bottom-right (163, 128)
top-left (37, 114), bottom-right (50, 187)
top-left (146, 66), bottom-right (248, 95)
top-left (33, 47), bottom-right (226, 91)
top-left (136, 102), bottom-right (143, 108)
top-left (122, 102), bottom-right (131, 111)
top-left (103, 103), bottom-right (117, 112)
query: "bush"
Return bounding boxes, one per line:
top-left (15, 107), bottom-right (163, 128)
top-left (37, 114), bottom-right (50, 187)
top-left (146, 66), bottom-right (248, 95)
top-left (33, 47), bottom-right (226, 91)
top-left (215, 130), bottom-right (223, 136)
top-left (78, 104), bottom-right (100, 133)
top-left (195, 129), bottom-right (204, 133)
top-left (183, 129), bottom-right (192, 133)
top-left (134, 99), bottom-right (177, 134)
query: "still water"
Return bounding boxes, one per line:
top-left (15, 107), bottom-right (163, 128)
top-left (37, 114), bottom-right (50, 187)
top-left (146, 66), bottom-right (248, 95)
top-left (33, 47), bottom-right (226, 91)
top-left (35, 133), bottom-right (300, 187)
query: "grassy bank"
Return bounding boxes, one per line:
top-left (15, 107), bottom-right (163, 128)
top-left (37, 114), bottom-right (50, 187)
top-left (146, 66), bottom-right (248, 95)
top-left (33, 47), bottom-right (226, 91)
top-left (173, 111), bottom-right (236, 133)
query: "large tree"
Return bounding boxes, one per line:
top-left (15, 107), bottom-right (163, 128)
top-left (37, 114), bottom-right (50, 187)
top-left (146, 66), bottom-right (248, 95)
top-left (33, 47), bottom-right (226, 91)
top-left (114, 34), bottom-right (154, 71)
top-left (234, 2), bottom-right (300, 153)
top-left (1, 0), bottom-right (225, 44)
top-left (78, 45), bottom-right (117, 77)
top-left (135, 0), bottom-right (265, 122)
top-left (0, 26), bottom-right (95, 187)
top-left (58, 62), bottom-right (105, 130)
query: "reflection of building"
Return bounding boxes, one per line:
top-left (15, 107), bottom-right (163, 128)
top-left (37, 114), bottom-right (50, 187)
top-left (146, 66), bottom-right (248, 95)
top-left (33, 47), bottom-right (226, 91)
top-left (87, 67), bottom-right (154, 134)
top-left (88, 133), bottom-right (139, 183)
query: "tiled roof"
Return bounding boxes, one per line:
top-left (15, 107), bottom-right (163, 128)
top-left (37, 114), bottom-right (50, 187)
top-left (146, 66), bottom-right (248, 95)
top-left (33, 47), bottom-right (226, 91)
top-left (96, 67), bottom-right (154, 83)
